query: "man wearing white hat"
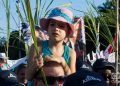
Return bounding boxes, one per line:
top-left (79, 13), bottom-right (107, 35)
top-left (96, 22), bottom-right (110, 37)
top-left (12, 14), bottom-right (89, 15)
top-left (0, 53), bottom-right (9, 71)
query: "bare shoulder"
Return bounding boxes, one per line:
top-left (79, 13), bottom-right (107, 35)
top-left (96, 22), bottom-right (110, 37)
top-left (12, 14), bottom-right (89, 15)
top-left (69, 48), bottom-right (76, 60)
top-left (69, 48), bottom-right (76, 56)
top-left (69, 48), bottom-right (76, 73)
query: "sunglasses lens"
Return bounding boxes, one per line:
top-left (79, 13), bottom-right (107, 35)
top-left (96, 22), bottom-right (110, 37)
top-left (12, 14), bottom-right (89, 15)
top-left (38, 76), bottom-right (65, 85)
top-left (56, 77), bottom-right (65, 84)
top-left (46, 77), bottom-right (56, 85)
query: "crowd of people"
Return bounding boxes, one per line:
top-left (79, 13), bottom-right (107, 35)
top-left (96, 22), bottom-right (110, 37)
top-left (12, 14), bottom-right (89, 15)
top-left (0, 7), bottom-right (119, 86)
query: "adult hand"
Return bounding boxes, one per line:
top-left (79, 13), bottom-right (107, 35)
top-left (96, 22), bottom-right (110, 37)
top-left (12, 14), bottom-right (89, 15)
top-left (44, 54), bottom-right (71, 75)
top-left (74, 17), bottom-right (81, 31)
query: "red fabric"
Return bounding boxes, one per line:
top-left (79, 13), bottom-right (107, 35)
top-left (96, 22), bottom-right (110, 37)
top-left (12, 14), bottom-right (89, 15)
top-left (104, 35), bottom-right (117, 56)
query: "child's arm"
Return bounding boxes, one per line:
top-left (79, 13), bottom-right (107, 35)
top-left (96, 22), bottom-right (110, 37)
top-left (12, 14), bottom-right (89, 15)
top-left (44, 54), bottom-right (72, 75)
top-left (69, 48), bottom-right (76, 73)
top-left (61, 58), bottom-right (71, 75)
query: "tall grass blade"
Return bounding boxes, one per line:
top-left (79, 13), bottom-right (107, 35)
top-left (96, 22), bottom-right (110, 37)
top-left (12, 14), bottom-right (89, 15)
top-left (21, 0), bottom-right (28, 21)
top-left (16, 4), bottom-right (24, 22)
top-left (39, 0), bottom-right (47, 18)
top-left (34, 0), bottom-right (39, 24)
top-left (24, 0), bottom-right (48, 86)
top-left (2, 0), bottom-right (10, 58)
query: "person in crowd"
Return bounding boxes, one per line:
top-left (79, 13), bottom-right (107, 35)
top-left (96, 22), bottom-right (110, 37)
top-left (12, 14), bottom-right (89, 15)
top-left (92, 58), bottom-right (116, 86)
top-left (33, 61), bottom-right (65, 86)
top-left (26, 7), bottom-right (76, 81)
top-left (35, 25), bottom-right (49, 41)
top-left (64, 17), bottom-right (89, 72)
top-left (76, 60), bottom-right (93, 72)
top-left (15, 63), bottom-right (28, 86)
top-left (63, 68), bottom-right (107, 86)
top-left (0, 70), bottom-right (24, 86)
top-left (64, 17), bottom-right (80, 48)
top-left (65, 17), bottom-right (87, 62)
top-left (0, 53), bottom-right (9, 71)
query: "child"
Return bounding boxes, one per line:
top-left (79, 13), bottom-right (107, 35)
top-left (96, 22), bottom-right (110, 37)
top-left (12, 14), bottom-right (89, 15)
top-left (26, 7), bottom-right (76, 80)
top-left (15, 64), bottom-right (28, 85)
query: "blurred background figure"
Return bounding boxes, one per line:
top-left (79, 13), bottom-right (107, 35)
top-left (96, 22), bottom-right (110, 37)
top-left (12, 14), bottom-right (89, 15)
top-left (15, 63), bottom-right (27, 86)
top-left (76, 60), bottom-right (93, 72)
top-left (63, 68), bottom-right (107, 86)
top-left (65, 17), bottom-right (86, 61)
top-left (0, 70), bottom-right (24, 86)
top-left (92, 58), bottom-right (116, 86)
top-left (0, 53), bottom-right (9, 71)
top-left (35, 25), bottom-right (49, 41)
top-left (21, 22), bottom-right (31, 46)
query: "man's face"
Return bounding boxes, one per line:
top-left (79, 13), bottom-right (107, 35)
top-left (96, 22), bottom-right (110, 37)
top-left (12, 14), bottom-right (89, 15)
top-left (34, 63), bottom-right (65, 86)
top-left (97, 68), bottom-right (116, 85)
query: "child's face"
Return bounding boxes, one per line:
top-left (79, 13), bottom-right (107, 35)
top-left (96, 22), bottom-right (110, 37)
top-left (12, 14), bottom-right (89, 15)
top-left (47, 19), bottom-right (68, 41)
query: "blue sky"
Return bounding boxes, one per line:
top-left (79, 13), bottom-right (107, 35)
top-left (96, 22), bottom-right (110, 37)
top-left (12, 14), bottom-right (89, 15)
top-left (0, 0), bottom-right (106, 38)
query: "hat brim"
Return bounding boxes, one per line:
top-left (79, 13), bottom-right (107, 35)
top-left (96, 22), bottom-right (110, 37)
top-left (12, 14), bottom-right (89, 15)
top-left (97, 63), bottom-right (115, 71)
top-left (40, 17), bottom-right (74, 33)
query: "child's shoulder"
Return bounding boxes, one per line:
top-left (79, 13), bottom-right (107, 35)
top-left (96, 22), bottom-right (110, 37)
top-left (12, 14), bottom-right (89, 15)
top-left (64, 45), bottom-right (75, 52)
top-left (69, 47), bottom-right (76, 55)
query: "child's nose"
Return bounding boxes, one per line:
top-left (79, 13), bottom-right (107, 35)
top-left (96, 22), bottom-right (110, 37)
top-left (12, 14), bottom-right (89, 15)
top-left (54, 24), bottom-right (59, 30)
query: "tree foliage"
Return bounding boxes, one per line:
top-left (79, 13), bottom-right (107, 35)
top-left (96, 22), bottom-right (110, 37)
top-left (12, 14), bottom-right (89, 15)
top-left (85, 0), bottom-right (116, 54)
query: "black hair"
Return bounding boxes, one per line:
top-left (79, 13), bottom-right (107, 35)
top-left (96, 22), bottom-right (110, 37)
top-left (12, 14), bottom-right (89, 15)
top-left (15, 64), bottom-right (27, 74)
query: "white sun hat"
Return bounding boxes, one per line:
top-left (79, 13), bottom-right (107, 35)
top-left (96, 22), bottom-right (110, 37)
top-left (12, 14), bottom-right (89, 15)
top-left (0, 53), bottom-right (8, 59)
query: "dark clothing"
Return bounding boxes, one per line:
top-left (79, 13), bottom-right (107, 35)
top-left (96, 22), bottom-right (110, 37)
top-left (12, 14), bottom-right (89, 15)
top-left (0, 70), bottom-right (23, 86)
top-left (64, 68), bottom-right (108, 86)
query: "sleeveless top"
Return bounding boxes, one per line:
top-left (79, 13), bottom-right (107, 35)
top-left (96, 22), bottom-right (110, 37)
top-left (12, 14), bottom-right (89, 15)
top-left (41, 40), bottom-right (70, 64)
top-left (27, 40), bottom-right (71, 86)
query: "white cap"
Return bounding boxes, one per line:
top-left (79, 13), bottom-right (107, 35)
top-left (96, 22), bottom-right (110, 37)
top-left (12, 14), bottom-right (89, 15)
top-left (0, 53), bottom-right (8, 59)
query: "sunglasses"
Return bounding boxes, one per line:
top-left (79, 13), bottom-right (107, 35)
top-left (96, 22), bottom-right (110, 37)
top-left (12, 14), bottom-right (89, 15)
top-left (36, 76), bottom-right (65, 85)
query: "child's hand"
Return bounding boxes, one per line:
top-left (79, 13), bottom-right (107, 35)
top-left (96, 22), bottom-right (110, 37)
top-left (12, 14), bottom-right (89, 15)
top-left (44, 55), bottom-right (71, 75)
top-left (44, 55), bottom-right (66, 66)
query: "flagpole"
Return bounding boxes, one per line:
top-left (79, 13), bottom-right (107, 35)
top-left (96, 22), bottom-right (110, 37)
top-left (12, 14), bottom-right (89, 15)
top-left (80, 17), bottom-right (86, 61)
top-left (96, 23), bottom-right (100, 59)
top-left (116, 0), bottom-right (119, 84)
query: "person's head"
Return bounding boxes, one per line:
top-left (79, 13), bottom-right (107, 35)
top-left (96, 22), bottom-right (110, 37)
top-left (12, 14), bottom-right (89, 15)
top-left (63, 68), bottom-right (107, 86)
top-left (15, 64), bottom-right (27, 85)
top-left (34, 61), bottom-right (65, 86)
top-left (40, 7), bottom-right (74, 42)
top-left (76, 60), bottom-right (93, 72)
top-left (0, 70), bottom-right (24, 86)
top-left (0, 53), bottom-right (8, 64)
top-left (92, 58), bottom-right (115, 85)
